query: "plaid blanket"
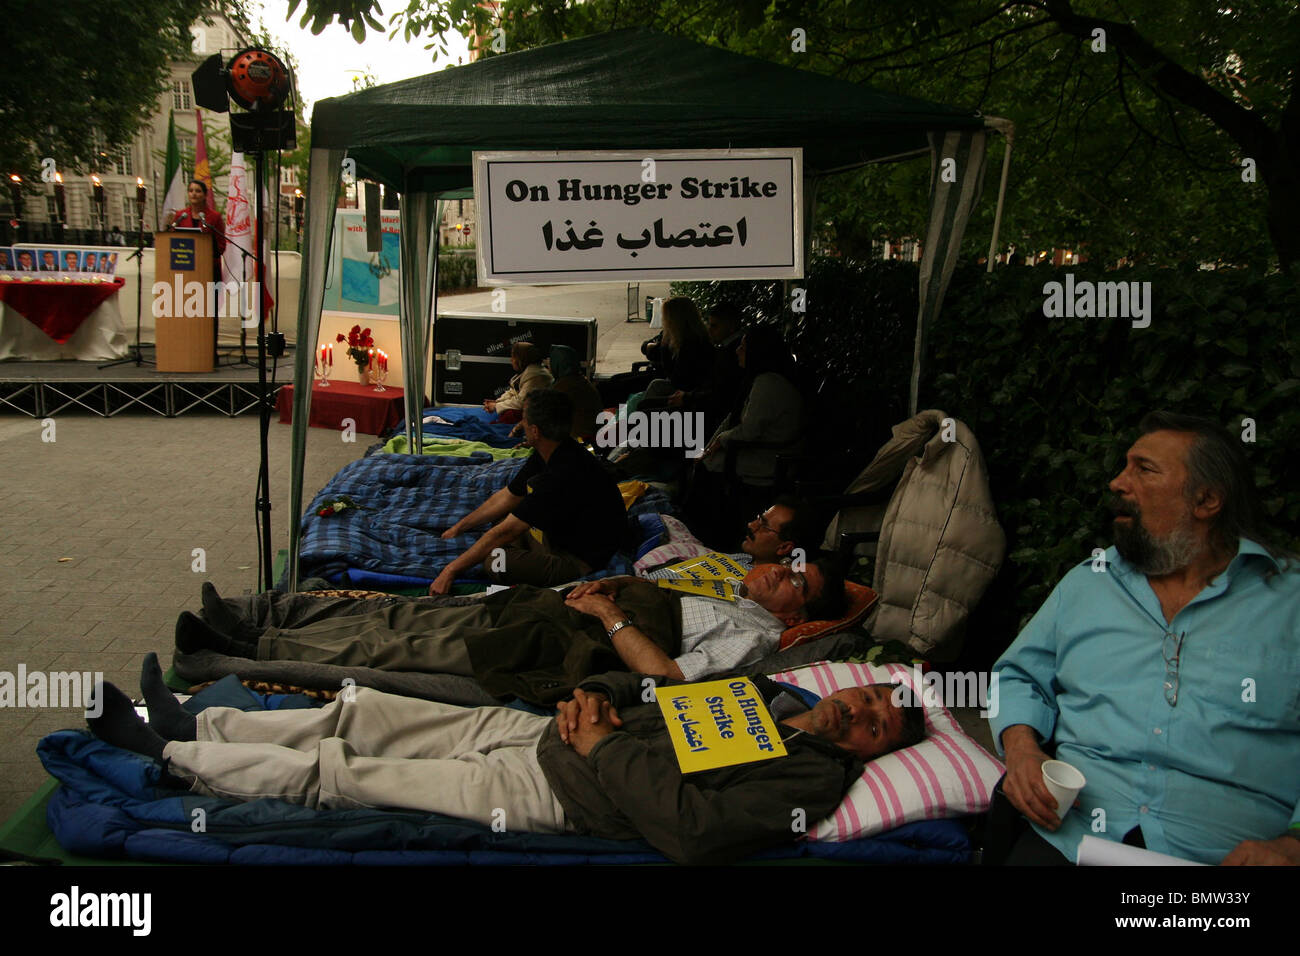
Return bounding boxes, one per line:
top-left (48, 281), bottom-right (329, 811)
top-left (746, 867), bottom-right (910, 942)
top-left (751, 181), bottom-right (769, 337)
top-left (294, 453), bottom-right (668, 587)
top-left (298, 454), bottom-right (528, 584)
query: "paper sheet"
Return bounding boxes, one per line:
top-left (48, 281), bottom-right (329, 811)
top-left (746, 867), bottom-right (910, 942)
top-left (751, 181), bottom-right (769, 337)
top-left (1077, 835), bottom-right (1207, 866)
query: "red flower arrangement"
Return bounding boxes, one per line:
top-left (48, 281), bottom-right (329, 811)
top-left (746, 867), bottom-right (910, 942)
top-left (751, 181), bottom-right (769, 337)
top-left (337, 325), bottom-right (374, 369)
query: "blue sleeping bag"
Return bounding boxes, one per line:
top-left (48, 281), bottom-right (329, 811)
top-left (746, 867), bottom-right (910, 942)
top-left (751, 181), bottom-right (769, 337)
top-left (37, 680), bottom-right (973, 865)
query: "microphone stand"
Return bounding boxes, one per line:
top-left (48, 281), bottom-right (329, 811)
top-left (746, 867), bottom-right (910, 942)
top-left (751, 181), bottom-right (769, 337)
top-left (194, 212), bottom-right (264, 370)
top-left (98, 198), bottom-right (154, 370)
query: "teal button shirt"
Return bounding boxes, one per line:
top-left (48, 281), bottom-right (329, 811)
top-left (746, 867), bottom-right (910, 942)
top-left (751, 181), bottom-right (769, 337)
top-left (990, 539), bottom-right (1300, 864)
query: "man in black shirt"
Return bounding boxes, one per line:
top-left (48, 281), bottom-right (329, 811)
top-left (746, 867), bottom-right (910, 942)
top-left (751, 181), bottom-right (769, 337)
top-left (429, 389), bottom-right (626, 593)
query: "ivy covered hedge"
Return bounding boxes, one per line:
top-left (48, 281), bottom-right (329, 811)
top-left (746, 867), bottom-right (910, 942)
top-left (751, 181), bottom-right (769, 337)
top-left (677, 258), bottom-right (1300, 651)
top-left (932, 263), bottom-right (1299, 640)
top-left (437, 252), bottom-right (477, 292)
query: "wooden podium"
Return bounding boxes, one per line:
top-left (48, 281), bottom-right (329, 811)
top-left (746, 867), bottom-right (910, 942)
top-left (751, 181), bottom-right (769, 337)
top-left (154, 230), bottom-right (215, 372)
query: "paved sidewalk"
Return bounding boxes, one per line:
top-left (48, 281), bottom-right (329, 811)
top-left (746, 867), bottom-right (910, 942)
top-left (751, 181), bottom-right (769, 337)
top-left (0, 415), bottom-right (363, 821)
top-left (0, 282), bottom-right (668, 823)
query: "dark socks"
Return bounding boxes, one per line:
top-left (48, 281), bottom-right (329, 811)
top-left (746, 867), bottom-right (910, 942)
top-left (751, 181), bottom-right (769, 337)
top-left (141, 653), bottom-right (196, 742)
top-left (87, 682), bottom-right (168, 762)
top-left (175, 611), bottom-right (256, 657)
top-left (176, 611), bottom-right (231, 654)
top-left (200, 582), bottom-right (262, 643)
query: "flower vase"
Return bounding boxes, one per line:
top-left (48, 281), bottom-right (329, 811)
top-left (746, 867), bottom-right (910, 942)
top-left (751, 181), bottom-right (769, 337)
top-left (357, 363), bottom-right (370, 385)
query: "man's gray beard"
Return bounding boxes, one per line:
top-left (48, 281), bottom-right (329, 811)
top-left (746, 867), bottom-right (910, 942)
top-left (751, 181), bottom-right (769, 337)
top-left (1113, 517), bottom-right (1200, 575)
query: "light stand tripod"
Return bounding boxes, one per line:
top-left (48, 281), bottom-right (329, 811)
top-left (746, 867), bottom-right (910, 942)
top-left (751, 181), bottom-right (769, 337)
top-left (190, 44), bottom-right (295, 592)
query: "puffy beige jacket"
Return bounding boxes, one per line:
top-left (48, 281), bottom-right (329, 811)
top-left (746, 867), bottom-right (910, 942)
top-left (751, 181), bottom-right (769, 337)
top-left (821, 409), bottom-right (1005, 661)
top-left (494, 363), bottom-right (554, 412)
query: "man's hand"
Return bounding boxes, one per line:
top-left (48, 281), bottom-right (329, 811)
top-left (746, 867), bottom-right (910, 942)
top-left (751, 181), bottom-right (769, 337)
top-left (563, 688), bottom-right (622, 756)
top-left (555, 688), bottom-right (623, 746)
top-left (428, 568), bottom-right (456, 596)
top-left (440, 524), bottom-right (462, 541)
top-left (1221, 834), bottom-right (1300, 866)
top-left (564, 590), bottom-right (621, 622)
top-left (1001, 725), bottom-right (1067, 830)
top-left (567, 579), bottom-right (619, 601)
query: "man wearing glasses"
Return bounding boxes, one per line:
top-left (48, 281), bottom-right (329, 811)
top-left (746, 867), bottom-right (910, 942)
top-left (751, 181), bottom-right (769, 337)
top-left (178, 556), bottom-right (846, 706)
top-left (990, 412), bottom-right (1300, 865)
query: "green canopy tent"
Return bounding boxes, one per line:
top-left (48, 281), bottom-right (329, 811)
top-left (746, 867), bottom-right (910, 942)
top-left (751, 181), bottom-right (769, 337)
top-left (287, 27), bottom-right (1009, 589)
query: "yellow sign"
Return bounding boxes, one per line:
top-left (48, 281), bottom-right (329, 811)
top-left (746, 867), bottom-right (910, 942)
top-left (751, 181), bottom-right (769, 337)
top-left (654, 552), bottom-right (748, 602)
top-left (656, 677), bottom-right (788, 774)
top-left (654, 577), bottom-right (736, 600)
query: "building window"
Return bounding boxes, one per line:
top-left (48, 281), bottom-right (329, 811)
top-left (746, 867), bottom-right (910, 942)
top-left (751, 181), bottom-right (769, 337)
top-left (46, 196), bottom-right (59, 221)
top-left (172, 80), bottom-right (192, 110)
top-left (177, 134), bottom-right (195, 174)
top-left (121, 197), bottom-right (140, 229)
top-left (111, 148), bottom-right (133, 177)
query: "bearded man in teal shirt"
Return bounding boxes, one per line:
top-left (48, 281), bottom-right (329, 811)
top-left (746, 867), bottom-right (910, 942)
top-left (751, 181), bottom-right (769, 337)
top-left (991, 411), bottom-right (1300, 866)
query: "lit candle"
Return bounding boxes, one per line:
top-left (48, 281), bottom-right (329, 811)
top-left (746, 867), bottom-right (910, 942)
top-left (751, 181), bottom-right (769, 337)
top-left (327, 343), bottom-right (333, 366)
top-left (90, 174), bottom-right (104, 205)
top-left (8, 174), bottom-right (21, 215)
top-left (136, 177), bottom-right (146, 205)
top-left (54, 173), bottom-right (66, 223)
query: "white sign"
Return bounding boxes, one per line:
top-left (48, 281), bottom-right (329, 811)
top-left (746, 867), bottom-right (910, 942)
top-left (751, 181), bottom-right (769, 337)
top-left (474, 149), bottom-right (803, 284)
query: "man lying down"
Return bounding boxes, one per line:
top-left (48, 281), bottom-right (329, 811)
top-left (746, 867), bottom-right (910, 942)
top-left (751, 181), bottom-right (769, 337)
top-left (88, 656), bottom-right (925, 866)
top-left (176, 557), bottom-right (847, 707)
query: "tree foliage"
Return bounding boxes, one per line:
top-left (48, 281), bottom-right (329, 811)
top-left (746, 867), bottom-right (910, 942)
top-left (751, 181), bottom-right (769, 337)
top-left (284, 0), bottom-right (1299, 269)
top-left (1, 0), bottom-right (210, 182)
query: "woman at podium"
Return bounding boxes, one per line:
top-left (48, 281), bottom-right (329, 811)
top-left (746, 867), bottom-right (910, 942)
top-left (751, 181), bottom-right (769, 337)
top-left (166, 180), bottom-right (226, 257)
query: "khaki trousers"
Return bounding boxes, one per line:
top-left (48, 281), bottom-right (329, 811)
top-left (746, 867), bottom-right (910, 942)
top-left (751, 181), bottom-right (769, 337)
top-left (258, 602), bottom-right (491, 674)
top-left (164, 687), bottom-right (569, 833)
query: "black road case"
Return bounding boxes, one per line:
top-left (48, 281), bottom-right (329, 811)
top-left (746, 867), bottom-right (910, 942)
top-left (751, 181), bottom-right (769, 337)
top-left (432, 311), bottom-right (598, 405)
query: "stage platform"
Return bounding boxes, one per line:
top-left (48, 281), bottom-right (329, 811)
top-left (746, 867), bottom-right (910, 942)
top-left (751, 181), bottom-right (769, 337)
top-left (0, 348), bottom-right (295, 419)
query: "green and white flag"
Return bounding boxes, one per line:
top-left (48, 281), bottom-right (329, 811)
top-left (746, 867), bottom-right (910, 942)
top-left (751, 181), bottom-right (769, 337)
top-left (161, 113), bottom-right (187, 224)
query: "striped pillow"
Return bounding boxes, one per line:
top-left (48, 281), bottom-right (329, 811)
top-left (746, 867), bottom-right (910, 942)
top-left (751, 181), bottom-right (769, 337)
top-left (766, 660), bottom-right (1004, 841)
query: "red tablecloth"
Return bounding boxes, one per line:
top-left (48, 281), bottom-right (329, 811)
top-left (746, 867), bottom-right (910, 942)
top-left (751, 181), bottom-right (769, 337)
top-left (277, 380), bottom-right (405, 435)
top-left (0, 276), bottom-right (125, 343)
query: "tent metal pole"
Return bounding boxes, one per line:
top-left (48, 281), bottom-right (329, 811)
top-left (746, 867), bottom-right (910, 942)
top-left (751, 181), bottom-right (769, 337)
top-left (983, 117), bottom-right (1015, 272)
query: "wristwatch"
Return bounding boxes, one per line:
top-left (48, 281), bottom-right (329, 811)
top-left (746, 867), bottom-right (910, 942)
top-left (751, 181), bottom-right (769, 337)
top-left (606, 619), bottom-right (633, 640)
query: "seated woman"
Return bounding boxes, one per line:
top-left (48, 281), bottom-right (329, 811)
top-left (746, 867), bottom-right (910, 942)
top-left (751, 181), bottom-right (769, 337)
top-left (687, 326), bottom-right (804, 545)
top-left (637, 297), bottom-right (713, 410)
top-left (484, 341), bottom-right (552, 424)
top-left (547, 344), bottom-right (603, 441)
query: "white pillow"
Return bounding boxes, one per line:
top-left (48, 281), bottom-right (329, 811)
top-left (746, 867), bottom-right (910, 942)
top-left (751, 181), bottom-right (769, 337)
top-left (765, 660), bottom-right (1005, 841)
top-left (633, 514), bottom-right (710, 573)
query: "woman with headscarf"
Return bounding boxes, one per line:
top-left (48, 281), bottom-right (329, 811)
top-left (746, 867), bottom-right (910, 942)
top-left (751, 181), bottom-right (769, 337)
top-left (547, 344), bottom-right (603, 441)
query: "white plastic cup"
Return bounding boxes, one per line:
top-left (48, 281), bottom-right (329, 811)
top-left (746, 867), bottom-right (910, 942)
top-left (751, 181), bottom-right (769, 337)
top-left (1041, 759), bottom-right (1086, 817)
